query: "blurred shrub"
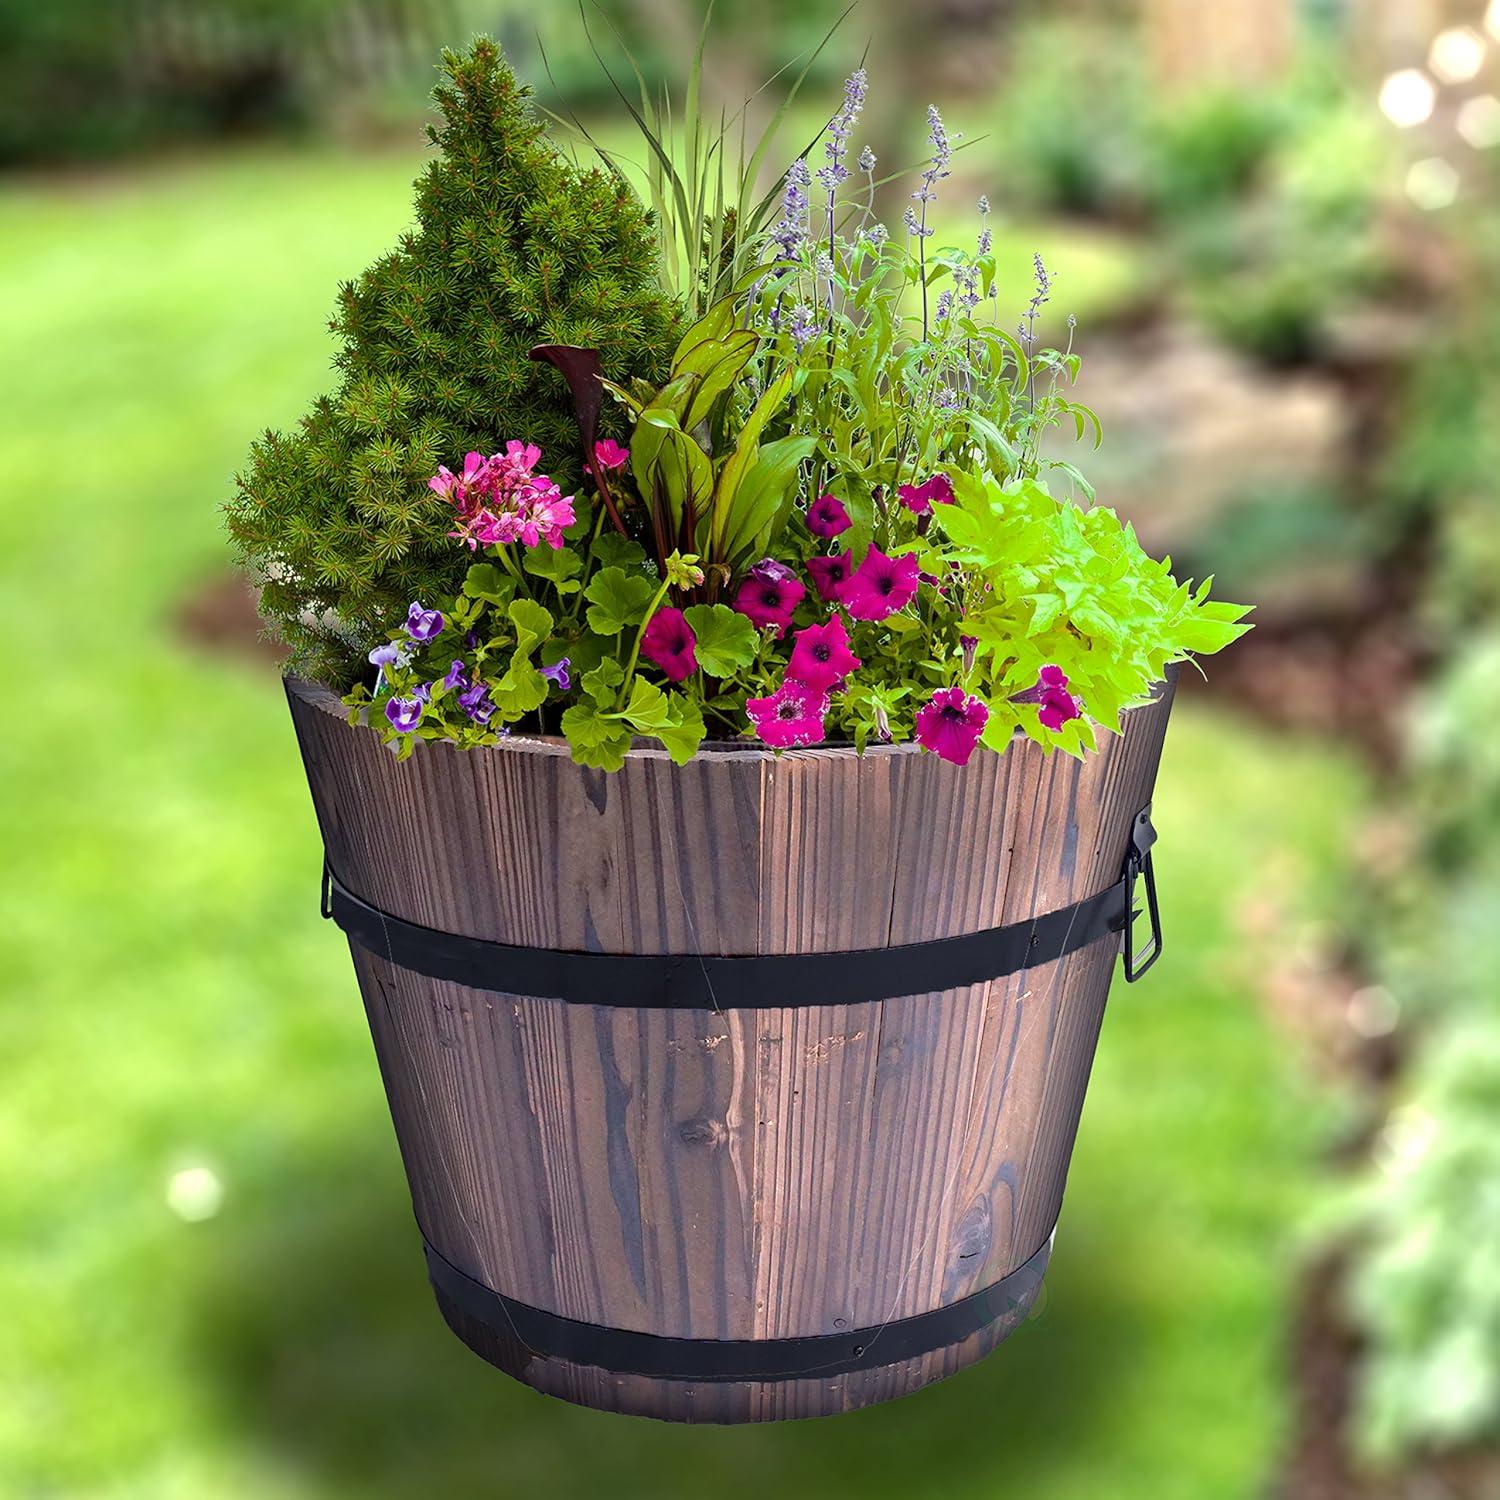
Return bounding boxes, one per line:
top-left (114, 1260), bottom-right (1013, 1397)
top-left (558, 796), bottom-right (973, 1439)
top-left (1177, 101), bottom-right (1394, 365)
top-left (986, 16), bottom-right (1149, 218)
top-left (1340, 195), bottom-right (1500, 1461)
top-left (1144, 88), bottom-right (1289, 221)
top-left (1344, 1021), bottom-right (1500, 1462)
top-left (1178, 481), bottom-right (1377, 599)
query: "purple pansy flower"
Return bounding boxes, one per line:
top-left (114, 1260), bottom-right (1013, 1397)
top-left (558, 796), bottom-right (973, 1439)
top-left (404, 602), bottom-right (444, 642)
top-left (457, 680), bottom-right (495, 726)
top-left (384, 696), bottom-right (424, 733)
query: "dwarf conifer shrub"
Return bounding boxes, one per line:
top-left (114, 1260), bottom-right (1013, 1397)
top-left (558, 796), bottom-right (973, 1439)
top-left (225, 37), bottom-right (681, 685)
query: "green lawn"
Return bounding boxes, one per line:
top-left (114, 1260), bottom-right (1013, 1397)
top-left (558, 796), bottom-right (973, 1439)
top-left (1, 143), bottom-right (1361, 1498)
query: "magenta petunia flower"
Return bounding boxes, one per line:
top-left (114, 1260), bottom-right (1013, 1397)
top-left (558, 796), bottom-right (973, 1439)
top-left (1010, 664), bottom-right (1083, 732)
top-left (915, 687), bottom-right (989, 766)
top-left (384, 696), bottom-right (424, 733)
top-left (807, 493), bottom-right (852, 538)
top-left (404, 602), bottom-right (444, 641)
top-left (840, 546), bottom-right (920, 621)
top-left (733, 560), bottom-right (806, 635)
top-left (896, 473), bottom-right (956, 516)
top-left (746, 679), bottom-right (828, 748)
top-left (808, 549), bottom-right (853, 603)
top-left (593, 438), bottom-right (630, 471)
top-left (640, 608), bottom-right (698, 683)
top-left (787, 614), bottom-right (861, 694)
top-left (540, 657), bottom-right (571, 692)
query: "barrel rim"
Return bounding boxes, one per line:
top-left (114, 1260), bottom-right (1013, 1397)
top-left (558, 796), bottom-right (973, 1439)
top-left (286, 666), bottom-right (1176, 766)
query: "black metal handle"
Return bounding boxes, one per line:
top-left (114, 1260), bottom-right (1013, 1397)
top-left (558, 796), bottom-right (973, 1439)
top-left (1122, 804), bottom-right (1163, 983)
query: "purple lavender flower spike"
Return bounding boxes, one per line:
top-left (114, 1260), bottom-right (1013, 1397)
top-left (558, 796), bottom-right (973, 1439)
top-left (540, 657), bottom-right (571, 693)
top-left (817, 68), bottom-right (867, 193)
top-left (787, 301), bottom-right (817, 351)
top-left (769, 159), bottom-right (811, 261)
top-left (404, 602), bottom-right (444, 642)
top-left (384, 696), bottom-right (424, 733)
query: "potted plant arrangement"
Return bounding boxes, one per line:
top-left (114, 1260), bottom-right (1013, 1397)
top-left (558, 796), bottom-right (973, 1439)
top-left (229, 37), bottom-right (1250, 1422)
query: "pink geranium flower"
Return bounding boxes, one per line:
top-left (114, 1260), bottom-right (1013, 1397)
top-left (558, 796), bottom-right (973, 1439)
top-left (429, 450), bottom-right (490, 507)
top-left (516, 479), bottom-right (576, 548)
top-left (787, 614), bottom-right (861, 694)
top-left (1010, 664), bottom-right (1082, 732)
top-left (491, 440), bottom-right (542, 491)
top-left (807, 493), bottom-right (852, 538)
top-left (915, 687), bottom-right (989, 766)
top-left (593, 438), bottom-right (630, 471)
top-left (896, 473), bottom-right (955, 516)
top-left (746, 679), bottom-right (828, 748)
top-left (808, 549), bottom-right (853, 603)
top-left (732, 559), bottom-right (806, 635)
top-left (640, 607), bottom-right (698, 683)
top-left (840, 546), bottom-right (920, 621)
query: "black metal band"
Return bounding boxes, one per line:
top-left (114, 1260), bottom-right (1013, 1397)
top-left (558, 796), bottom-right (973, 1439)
top-left (423, 1233), bottom-right (1051, 1382)
top-left (323, 858), bottom-right (1135, 1009)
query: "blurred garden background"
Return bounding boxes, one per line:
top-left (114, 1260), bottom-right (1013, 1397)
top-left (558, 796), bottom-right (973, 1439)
top-left (4, 0), bottom-right (1500, 1494)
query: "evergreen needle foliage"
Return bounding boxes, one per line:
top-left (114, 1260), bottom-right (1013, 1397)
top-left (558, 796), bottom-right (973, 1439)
top-left (225, 37), bottom-right (682, 685)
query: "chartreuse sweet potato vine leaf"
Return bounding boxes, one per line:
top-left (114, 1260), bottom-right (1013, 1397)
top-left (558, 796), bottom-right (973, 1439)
top-left (918, 470), bottom-right (1252, 755)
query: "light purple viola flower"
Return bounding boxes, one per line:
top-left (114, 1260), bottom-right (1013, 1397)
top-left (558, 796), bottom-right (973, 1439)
top-left (404, 602), bottom-right (444, 642)
top-left (385, 696), bottom-right (424, 733)
top-left (540, 657), bottom-right (571, 693)
top-left (368, 639), bottom-right (411, 670)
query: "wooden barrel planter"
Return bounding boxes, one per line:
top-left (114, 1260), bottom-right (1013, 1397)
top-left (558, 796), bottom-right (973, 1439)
top-left (287, 670), bottom-right (1175, 1422)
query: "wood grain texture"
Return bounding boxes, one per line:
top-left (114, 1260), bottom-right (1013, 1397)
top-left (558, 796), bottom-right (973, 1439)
top-left (287, 674), bottom-right (1175, 1421)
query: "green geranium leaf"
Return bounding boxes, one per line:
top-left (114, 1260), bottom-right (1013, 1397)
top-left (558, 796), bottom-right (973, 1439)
top-left (615, 677), bottom-right (673, 732)
top-left (612, 679), bottom-right (704, 765)
top-left (462, 562), bottom-right (516, 607)
top-left (490, 652), bottom-right (549, 717)
top-left (508, 598), bottom-right (553, 657)
top-left (561, 699), bottom-right (633, 772)
top-left (653, 699), bottom-right (706, 766)
top-left (681, 604), bottom-right (757, 677)
top-left (523, 547), bottom-right (583, 596)
top-left (585, 566), bottom-right (655, 635)
top-left (581, 657), bottom-right (625, 703)
top-left (592, 533), bottom-right (648, 572)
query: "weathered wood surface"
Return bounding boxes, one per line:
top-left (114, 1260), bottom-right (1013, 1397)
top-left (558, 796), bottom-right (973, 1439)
top-left (287, 675), bottom-right (1175, 1420)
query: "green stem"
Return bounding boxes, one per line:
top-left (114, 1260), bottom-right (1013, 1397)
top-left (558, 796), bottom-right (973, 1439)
top-left (616, 578), bottom-right (673, 707)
